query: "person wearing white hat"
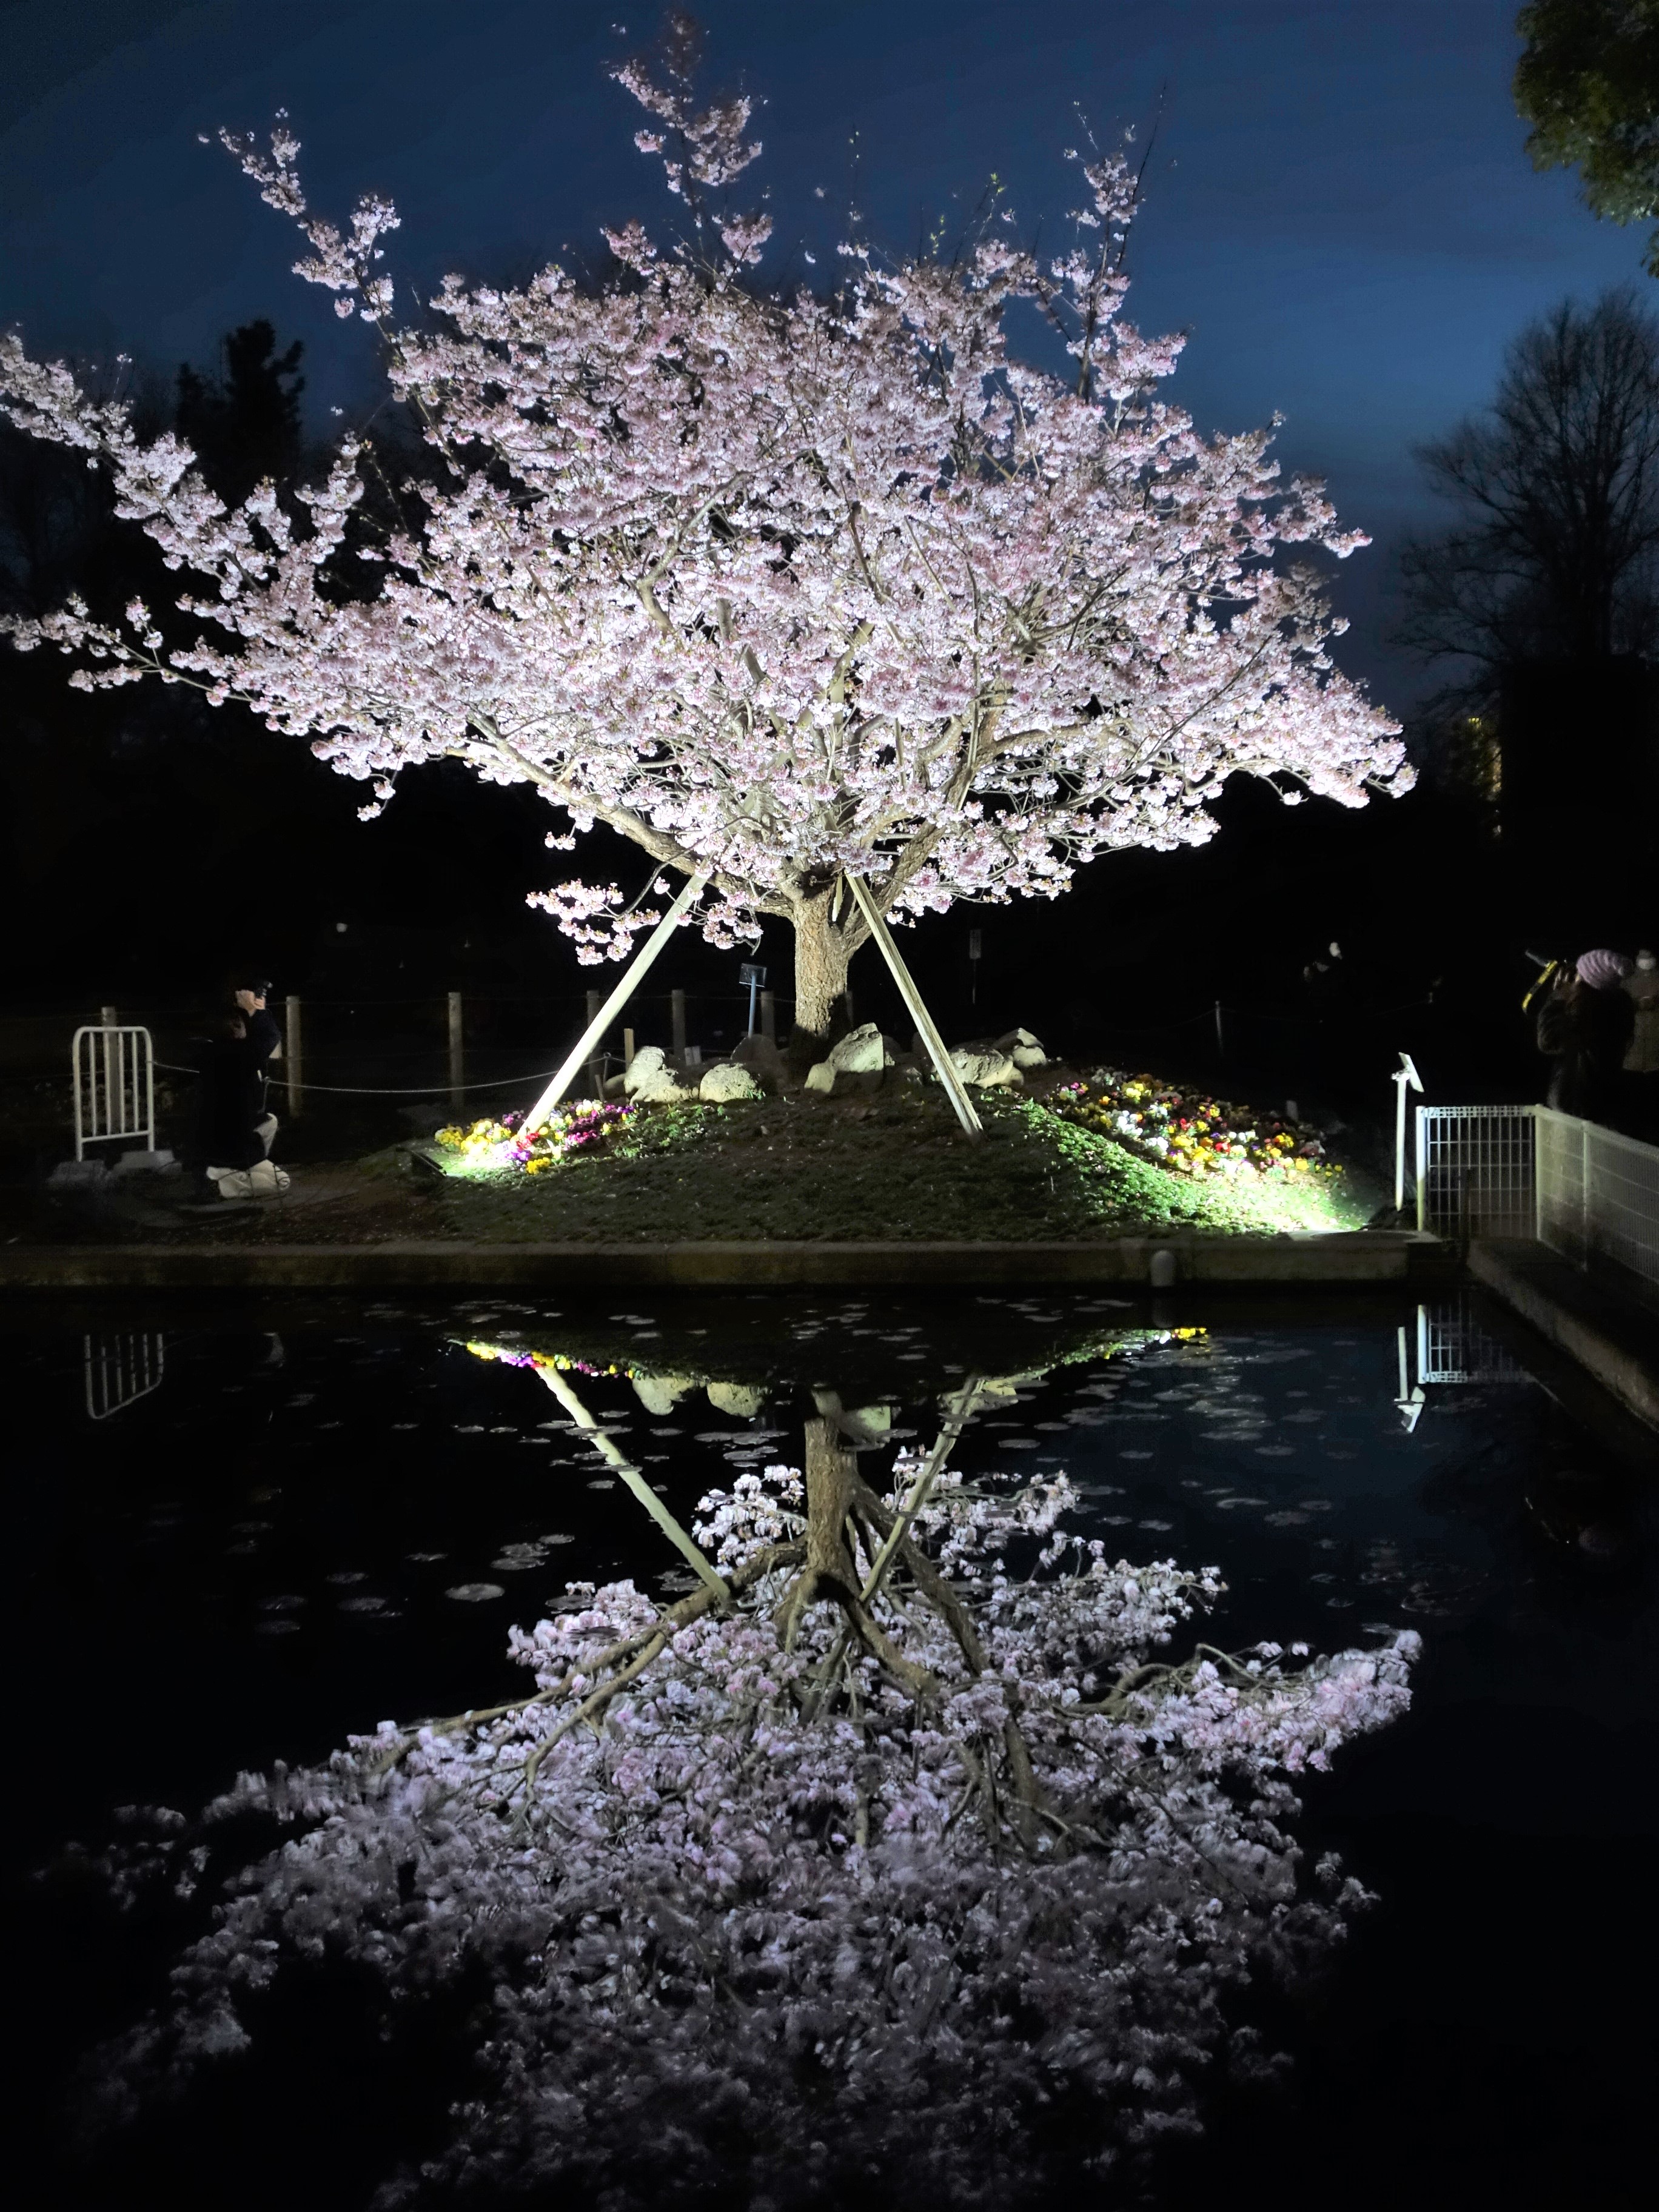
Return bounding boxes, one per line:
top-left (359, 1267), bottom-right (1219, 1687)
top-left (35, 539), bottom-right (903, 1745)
top-left (1537, 950), bottom-right (1635, 1125)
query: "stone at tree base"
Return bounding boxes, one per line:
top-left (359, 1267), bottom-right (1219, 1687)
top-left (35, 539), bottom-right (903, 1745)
top-left (699, 1062), bottom-right (763, 1103)
top-left (804, 1021), bottom-right (899, 1094)
top-left (631, 1372), bottom-right (698, 1416)
top-left (731, 1034), bottom-right (787, 1089)
top-left (997, 1027), bottom-right (1049, 1070)
top-left (951, 1045), bottom-right (1022, 1088)
top-left (623, 1045), bottom-right (691, 1104)
top-left (825, 1022), bottom-right (894, 1074)
top-left (706, 1381), bottom-right (765, 1418)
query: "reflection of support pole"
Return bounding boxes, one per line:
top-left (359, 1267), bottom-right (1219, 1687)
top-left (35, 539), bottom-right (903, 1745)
top-left (535, 1362), bottom-right (728, 1601)
top-left (1393, 1322), bottom-right (1425, 1434)
top-left (524, 873), bottom-right (709, 1131)
top-left (862, 1375), bottom-right (982, 1603)
top-left (846, 876), bottom-right (983, 1141)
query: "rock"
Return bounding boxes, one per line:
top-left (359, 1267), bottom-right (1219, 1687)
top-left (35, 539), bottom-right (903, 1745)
top-left (826, 1022), bottom-right (894, 1074)
top-left (707, 1381), bottom-right (766, 1419)
top-left (112, 1147), bottom-right (178, 1175)
top-left (622, 1047), bottom-right (667, 1096)
top-left (996, 1027), bottom-right (1049, 1070)
top-left (803, 1060), bottom-right (836, 1094)
top-left (950, 1046), bottom-right (1022, 1088)
top-left (632, 1372), bottom-right (698, 1416)
top-left (624, 1047), bottom-right (692, 1104)
top-left (47, 1158), bottom-right (108, 1189)
top-left (699, 1062), bottom-right (763, 1103)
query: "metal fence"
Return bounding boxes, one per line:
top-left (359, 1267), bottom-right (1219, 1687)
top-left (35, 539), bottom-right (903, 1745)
top-left (84, 1332), bottom-right (166, 1421)
top-left (1414, 1104), bottom-right (1538, 1242)
top-left (1416, 1102), bottom-right (1659, 1293)
top-left (1533, 1106), bottom-right (1659, 1291)
top-left (72, 1022), bottom-right (155, 1160)
top-left (1415, 1292), bottom-right (1530, 1384)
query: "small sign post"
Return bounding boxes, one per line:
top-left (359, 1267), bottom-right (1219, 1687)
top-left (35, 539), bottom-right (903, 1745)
top-left (739, 962), bottom-right (767, 1037)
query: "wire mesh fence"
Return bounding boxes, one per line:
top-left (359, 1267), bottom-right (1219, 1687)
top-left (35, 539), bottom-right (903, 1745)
top-left (1533, 1107), bottom-right (1659, 1292)
top-left (1416, 1102), bottom-right (1659, 1293)
top-left (1414, 1105), bottom-right (1538, 1242)
top-left (1414, 1292), bottom-right (1530, 1384)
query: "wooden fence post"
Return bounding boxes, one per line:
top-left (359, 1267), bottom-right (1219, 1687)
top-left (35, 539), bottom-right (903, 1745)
top-left (447, 990), bottom-right (465, 1114)
top-left (99, 1004), bottom-right (117, 1028)
top-left (760, 989), bottom-right (776, 1043)
top-left (586, 988), bottom-right (604, 1099)
top-left (285, 996), bottom-right (304, 1117)
top-left (623, 1026), bottom-right (636, 1070)
top-left (671, 988), bottom-right (687, 1061)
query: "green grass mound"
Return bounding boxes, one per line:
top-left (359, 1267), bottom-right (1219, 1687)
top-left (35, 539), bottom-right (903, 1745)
top-left (421, 1080), bottom-right (1366, 1244)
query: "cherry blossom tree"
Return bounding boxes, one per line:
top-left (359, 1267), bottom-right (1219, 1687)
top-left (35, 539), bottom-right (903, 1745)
top-left (0, 18), bottom-right (1409, 1040)
top-left (86, 1331), bottom-right (1417, 2206)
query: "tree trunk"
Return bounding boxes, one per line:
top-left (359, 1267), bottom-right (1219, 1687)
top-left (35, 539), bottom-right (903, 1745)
top-left (788, 890), bottom-right (860, 1049)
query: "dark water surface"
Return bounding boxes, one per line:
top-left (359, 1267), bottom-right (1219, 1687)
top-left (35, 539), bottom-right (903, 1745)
top-left (5, 1289), bottom-right (1655, 2209)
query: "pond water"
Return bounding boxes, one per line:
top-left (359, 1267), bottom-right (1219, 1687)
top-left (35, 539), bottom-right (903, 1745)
top-left (7, 1290), bottom-right (1655, 2210)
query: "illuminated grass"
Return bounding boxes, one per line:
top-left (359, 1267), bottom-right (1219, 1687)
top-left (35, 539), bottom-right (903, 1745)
top-left (419, 1085), bottom-right (1365, 1244)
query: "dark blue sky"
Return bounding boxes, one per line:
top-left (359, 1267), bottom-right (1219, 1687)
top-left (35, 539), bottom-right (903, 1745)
top-left (0, 0), bottom-right (1641, 711)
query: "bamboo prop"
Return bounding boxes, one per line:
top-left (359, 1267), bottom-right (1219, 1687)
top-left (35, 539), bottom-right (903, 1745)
top-left (535, 1363), bottom-right (729, 1603)
top-left (845, 874), bottom-right (984, 1141)
top-left (523, 871), bottom-right (709, 1131)
top-left (860, 1375), bottom-right (984, 1604)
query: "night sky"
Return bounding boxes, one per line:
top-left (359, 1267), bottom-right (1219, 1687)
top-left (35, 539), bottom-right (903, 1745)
top-left (0, 0), bottom-right (1641, 714)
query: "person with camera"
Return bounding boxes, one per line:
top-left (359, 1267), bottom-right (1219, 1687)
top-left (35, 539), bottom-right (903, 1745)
top-left (1536, 950), bottom-right (1635, 1127)
top-left (233, 979), bottom-right (283, 1159)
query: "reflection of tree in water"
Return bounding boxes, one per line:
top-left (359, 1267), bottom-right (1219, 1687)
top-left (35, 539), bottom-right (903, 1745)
top-left (98, 1332), bottom-right (1416, 2207)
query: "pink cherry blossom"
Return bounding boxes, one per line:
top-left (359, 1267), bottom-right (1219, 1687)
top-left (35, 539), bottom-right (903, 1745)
top-left (1, 32), bottom-right (1408, 1034)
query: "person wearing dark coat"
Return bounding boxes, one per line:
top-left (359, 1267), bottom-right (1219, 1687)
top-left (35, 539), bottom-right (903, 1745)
top-left (193, 1015), bottom-right (267, 1172)
top-left (235, 981), bottom-right (282, 1155)
top-left (1537, 950), bottom-right (1635, 1125)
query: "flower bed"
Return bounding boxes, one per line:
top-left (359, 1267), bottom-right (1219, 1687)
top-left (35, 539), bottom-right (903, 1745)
top-left (434, 1099), bottom-right (634, 1177)
top-left (1048, 1069), bottom-right (1342, 1187)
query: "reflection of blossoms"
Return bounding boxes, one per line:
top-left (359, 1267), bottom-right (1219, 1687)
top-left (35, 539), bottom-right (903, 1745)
top-left (96, 1442), bottom-right (1416, 2208)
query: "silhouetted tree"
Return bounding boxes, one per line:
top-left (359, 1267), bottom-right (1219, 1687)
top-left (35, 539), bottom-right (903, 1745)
top-left (175, 318), bottom-right (304, 505)
top-left (1517, 1), bottom-right (1659, 273)
top-left (1399, 289), bottom-right (1659, 703)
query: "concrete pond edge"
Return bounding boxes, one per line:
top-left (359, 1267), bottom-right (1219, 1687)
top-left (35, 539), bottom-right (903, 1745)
top-left (0, 1231), bottom-right (1452, 1293)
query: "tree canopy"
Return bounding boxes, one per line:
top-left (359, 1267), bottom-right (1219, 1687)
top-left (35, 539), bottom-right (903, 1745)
top-left (1, 22), bottom-right (1406, 1037)
top-left (1516, 1), bottom-right (1659, 272)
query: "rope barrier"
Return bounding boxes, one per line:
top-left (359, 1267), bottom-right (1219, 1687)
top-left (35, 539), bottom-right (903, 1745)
top-left (152, 1061), bottom-right (571, 1098)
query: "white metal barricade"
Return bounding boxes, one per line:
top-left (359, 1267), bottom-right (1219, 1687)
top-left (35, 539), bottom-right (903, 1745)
top-left (1534, 1106), bottom-right (1659, 1292)
top-left (84, 1332), bottom-right (166, 1420)
top-left (1415, 1294), bottom-right (1529, 1384)
top-left (72, 1024), bottom-right (155, 1161)
top-left (1415, 1104), bottom-right (1537, 1241)
top-left (1416, 1101), bottom-right (1659, 1292)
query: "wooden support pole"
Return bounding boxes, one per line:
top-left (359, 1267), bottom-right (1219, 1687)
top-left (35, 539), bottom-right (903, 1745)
top-left (447, 990), bottom-right (464, 1114)
top-left (523, 873), bottom-right (709, 1132)
top-left (845, 876), bottom-right (983, 1141)
top-left (284, 996), bottom-right (304, 1118)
